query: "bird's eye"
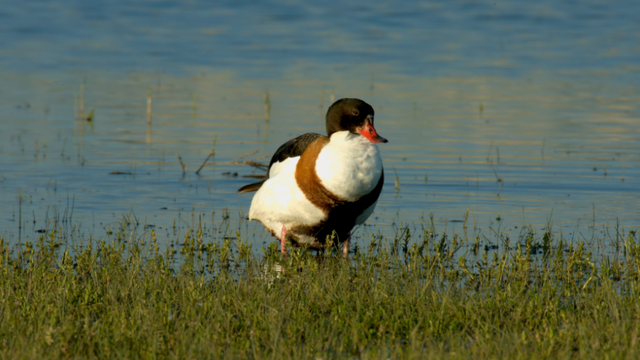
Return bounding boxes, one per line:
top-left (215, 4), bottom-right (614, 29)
top-left (352, 110), bottom-right (359, 115)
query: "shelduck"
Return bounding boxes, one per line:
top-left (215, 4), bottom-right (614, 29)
top-left (238, 98), bottom-right (387, 257)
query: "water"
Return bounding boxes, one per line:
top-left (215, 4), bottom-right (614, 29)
top-left (2, 0), bottom-right (639, 252)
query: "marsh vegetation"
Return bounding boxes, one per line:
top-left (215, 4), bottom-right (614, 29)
top-left (1, 214), bottom-right (639, 359)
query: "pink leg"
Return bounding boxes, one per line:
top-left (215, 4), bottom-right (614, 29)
top-left (342, 236), bottom-right (351, 260)
top-left (280, 226), bottom-right (288, 256)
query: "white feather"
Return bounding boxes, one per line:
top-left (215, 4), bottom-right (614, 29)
top-left (315, 131), bottom-right (383, 201)
top-left (248, 156), bottom-right (325, 245)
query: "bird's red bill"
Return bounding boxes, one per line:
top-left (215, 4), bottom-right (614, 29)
top-left (358, 120), bottom-right (388, 143)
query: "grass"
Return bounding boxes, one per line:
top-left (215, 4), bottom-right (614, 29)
top-left (1, 221), bottom-right (639, 359)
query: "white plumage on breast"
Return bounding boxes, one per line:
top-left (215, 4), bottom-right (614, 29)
top-left (314, 131), bottom-right (383, 201)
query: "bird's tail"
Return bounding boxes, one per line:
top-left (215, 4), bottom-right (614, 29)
top-left (237, 179), bottom-right (266, 193)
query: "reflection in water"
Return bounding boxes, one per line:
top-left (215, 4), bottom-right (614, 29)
top-left (0, 0), bottom-right (638, 252)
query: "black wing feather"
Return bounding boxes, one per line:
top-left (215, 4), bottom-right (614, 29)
top-left (237, 133), bottom-right (322, 193)
top-left (267, 133), bottom-right (322, 171)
